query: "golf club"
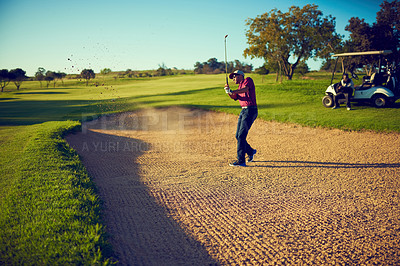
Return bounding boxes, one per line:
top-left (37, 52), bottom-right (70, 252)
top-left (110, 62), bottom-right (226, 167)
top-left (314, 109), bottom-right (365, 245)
top-left (224, 35), bottom-right (228, 85)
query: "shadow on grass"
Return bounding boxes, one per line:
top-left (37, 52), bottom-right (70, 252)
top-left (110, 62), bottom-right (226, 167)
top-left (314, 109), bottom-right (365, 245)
top-left (66, 130), bottom-right (217, 265)
top-left (0, 98), bottom-right (18, 101)
top-left (185, 104), bottom-right (272, 110)
top-left (351, 100), bottom-right (400, 109)
top-left (388, 100), bottom-right (400, 109)
top-left (14, 92), bottom-right (69, 95)
top-left (253, 160), bottom-right (400, 169)
top-left (164, 87), bottom-right (220, 96)
top-left (0, 99), bottom-right (124, 126)
top-left (122, 87), bottom-right (218, 102)
top-left (1, 85), bottom-right (271, 126)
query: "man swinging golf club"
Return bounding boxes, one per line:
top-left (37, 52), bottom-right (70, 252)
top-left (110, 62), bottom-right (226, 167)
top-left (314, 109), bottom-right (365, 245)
top-left (224, 70), bottom-right (258, 167)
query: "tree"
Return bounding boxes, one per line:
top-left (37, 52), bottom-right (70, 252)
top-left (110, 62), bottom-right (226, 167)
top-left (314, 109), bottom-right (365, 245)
top-left (0, 69), bottom-right (10, 92)
top-left (194, 62), bottom-right (203, 74)
top-left (156, 63), bottom-right (172, 76)
top-left (35, 67), bottom-right (46, 88)
top-left (207, 58), bottom-right (224, 73)
top-left (9, 68), bottom-right (27, 90)
top-left (341, 18), bottom-right (375, 74)
top-left (81, 69), bottom-right (95, 86)
top-left (295, 61), bottom-right (310, 76)
top-left (237, 61), bottom-right (253, 73)
top-left (100, 68), bottom-right (112, 75)
top-left (45, 71), bottom-right (55, 88)
top-left (341, 1), bottom-right (400, 74)
top-left (57, 71), bottom-right (67, 85)
top-left (260, 60), bottom-right (282, 82)
top-left (320, 58), bottom-right (338, 72)
top-left (374, 0), bottom-right (400, 62)
top-left (46, 71), bottom-right (57, 88)
top-left (124, 69), bottom-right (135, 78)
top-left (255, 64), bottom-right (270, 83)
top-left (255, 64), bottom-right (270, 75)
top-left (44, 76), bottom-right (54, 88)
top-left (244, 4), bottom-right (342, 80)
top-left (344, 18), bottom-right (373, 52)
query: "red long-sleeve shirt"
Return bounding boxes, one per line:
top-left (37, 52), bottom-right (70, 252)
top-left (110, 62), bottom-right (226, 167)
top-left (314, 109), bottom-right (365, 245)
top-left (230, 77), bottom-right (257, 107)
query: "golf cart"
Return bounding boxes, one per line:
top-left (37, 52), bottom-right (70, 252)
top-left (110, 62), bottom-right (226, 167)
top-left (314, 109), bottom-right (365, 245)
top-left (322, 50), bottom-right (400, 108)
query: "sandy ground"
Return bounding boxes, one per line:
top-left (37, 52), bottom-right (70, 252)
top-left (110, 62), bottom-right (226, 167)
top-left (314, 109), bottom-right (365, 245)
top-left (66, 107), bottom-right (400, 265)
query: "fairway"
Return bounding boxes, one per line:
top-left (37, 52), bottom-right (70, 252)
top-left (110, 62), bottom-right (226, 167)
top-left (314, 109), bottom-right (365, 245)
top-left (66, 107), bottom-right (400, 264)
top-left (1, 73), bottom-right (400, 131)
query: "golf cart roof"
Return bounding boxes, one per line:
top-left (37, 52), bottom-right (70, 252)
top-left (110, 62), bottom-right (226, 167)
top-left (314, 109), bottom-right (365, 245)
top-left (332, 50), bottom-right (393, 57)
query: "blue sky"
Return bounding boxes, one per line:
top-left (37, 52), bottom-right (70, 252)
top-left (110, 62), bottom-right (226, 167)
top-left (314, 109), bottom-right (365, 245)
top-left (0, 0), bottom-right (385, 76)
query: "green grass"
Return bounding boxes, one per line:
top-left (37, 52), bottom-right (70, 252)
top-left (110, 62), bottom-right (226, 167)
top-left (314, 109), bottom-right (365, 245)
top-left (3, 73), bottom-right (399, 131)
top-left (1, 72), bottom-right (399, 264)
top-left (0, 121), bottom-right (112, 264)
top-left (255, 77), bottom-right (400, 132)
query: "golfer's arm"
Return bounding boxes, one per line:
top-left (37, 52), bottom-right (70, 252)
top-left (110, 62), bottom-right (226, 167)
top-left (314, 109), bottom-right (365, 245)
top-left (232, 86), bottom-right (249, 95)
top-left (229, 93), bottom-right (238, 100)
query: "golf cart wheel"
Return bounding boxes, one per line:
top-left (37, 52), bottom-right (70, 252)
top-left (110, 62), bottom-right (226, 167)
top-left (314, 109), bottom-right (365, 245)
top-left (371, 94), bottom-right (388, 108)
top-left (322, 95), bottom-right (334, 108)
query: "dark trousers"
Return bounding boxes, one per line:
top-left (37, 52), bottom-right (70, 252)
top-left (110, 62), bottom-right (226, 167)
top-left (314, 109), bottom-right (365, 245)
top-left (334, 91), bottom-right (352, 108)
top-left (236, 107), bottom-right (258, 163)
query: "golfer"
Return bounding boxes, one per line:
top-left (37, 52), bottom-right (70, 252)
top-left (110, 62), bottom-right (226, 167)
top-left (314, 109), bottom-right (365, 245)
top-left (224, 70), bottom-right (258, 167)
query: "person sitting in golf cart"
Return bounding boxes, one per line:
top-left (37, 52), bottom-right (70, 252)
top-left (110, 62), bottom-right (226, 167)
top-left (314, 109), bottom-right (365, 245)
top-left (332, 73), bottom-right (354, 110)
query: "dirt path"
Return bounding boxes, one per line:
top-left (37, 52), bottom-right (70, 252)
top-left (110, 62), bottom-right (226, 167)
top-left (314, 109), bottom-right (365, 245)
top-left (66, 107), bottom-right (400, 265)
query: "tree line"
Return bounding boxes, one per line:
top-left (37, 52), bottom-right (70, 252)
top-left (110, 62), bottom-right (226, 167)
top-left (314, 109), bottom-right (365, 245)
top-left (0, 68), bottom-right (97, 92)
top-left (194, 58), bottom-right (253, 74)
top-left (100, 65), bottom-right (191, 79)
top-left (35, 68), bottom-right (95, 87)
top-left (244, 0), bottom-right (400, 80)
top-left (321, 0), bottom-right (400, 75)
top-left (0, 69), bottom-right (27, 92)
top-left (34, 68), bottom-right (67, 88)
top-left (2, 1), bottom-right (398, 90)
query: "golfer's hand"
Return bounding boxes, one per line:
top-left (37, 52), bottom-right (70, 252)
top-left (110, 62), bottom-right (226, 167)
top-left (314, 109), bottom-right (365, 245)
top-left (224, 85), bottom-right (232, 95)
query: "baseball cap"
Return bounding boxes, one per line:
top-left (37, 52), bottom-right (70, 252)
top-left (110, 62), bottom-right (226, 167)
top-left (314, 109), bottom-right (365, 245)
top-left (229, 70), bottom-right (245, 79)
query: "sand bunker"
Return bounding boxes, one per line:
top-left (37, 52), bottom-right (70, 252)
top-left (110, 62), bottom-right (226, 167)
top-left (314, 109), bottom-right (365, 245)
top-left (66, 107), bottom-right (400, 265)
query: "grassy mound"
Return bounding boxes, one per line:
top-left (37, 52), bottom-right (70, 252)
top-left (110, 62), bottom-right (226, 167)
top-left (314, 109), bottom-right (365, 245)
top-left (0, 121), bottom-right (113, 264)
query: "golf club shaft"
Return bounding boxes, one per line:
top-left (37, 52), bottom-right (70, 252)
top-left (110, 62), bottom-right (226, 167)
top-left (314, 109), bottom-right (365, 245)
top-left (224, 35), bottom-right (228, 85)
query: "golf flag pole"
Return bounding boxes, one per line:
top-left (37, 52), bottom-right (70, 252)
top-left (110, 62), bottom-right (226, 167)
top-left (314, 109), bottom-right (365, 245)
top-left (224, 35), bottom-right (228, 85)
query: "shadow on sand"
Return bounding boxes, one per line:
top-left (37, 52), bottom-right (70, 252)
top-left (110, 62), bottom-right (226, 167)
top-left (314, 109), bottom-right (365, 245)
top-left (252, 160), bottom-right (400, 169)
top-left (66, 129), bottom-right (217, 265)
